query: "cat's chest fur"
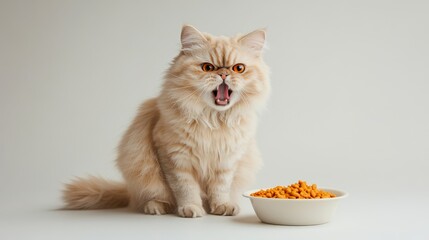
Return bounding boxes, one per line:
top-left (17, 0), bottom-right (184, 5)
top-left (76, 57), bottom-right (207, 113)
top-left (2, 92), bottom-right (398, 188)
top-left (153, 111), bottom-right (256, 174)
top-left (187, 121), bottom-right (250, 159)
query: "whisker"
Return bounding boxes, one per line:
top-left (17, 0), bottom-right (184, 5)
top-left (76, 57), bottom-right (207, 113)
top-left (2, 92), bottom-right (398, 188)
top-left (239, 91), bottom-right (252, 108)
top-left (242, 88), bottom-right (260, 95)
top-left (171, 87), bottom-right (202, 104)
top-left (166, 85), bottom-right (195, 91)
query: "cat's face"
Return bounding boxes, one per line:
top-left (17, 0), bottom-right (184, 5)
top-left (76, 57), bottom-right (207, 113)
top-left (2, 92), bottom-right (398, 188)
top-left (164, 26), bottom-right (270, 113)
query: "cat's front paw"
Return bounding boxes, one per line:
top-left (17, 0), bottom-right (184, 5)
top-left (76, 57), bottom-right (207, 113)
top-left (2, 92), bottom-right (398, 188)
top-left (177, 204), bottom-right (205, 218)
top-left (142, 200), bottom-right (171, 215)
top-left (210, 202), bottom-right (240, 216)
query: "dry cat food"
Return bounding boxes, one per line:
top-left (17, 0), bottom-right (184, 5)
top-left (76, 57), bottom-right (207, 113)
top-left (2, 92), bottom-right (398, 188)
top-left (251, 180), bottom-right (336, 199)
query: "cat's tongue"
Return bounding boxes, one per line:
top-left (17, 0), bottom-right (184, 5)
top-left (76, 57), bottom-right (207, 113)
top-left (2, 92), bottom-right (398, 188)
top-left (215, 83), bottom-right (230, 106)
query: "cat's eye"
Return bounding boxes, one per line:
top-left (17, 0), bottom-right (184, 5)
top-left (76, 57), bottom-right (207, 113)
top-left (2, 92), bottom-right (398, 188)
top-left (232, 63), bottom-right (245, 73)
top-left (201, 63), bottom-right (215, 72)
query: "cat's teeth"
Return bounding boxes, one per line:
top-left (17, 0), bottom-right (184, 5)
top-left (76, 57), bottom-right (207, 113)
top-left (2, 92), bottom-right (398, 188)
top-left (216, 99), bottom-right (229, 105)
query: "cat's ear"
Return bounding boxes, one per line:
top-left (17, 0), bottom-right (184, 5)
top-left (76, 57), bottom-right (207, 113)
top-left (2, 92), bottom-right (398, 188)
top-left (239, 29), bottom-right (266, 56)
top-left (181, 25), bottom-right (207, 52)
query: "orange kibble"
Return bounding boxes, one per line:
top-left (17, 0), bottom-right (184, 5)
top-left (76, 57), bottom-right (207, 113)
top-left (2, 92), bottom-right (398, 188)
top-left (250, 181), bottom-right (336, 199)
top-left (291, 191), bottom-right (301, 198)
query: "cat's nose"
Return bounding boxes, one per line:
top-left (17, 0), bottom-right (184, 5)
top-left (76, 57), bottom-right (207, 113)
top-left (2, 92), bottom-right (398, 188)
top-left (219, 74), bottom-right (228, 80)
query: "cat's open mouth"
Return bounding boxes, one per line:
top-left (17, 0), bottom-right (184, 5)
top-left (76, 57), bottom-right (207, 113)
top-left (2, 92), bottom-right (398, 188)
top-left (212, 83), bottom-right (232, 106)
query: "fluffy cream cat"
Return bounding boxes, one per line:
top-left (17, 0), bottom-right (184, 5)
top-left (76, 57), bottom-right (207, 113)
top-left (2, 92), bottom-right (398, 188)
top-left (63, 25), bottom-right (270, 218)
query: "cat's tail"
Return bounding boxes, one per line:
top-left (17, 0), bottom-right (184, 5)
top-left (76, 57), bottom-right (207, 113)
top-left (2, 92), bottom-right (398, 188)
top-left (62, 176), bottom-right (129, 210)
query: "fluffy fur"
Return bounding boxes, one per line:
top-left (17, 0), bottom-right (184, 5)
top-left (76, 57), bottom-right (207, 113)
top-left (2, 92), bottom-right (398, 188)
top-left (63, 25), bottom-right (270, 218)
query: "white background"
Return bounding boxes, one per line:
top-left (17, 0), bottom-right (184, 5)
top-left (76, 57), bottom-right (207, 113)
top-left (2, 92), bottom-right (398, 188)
top-left (1, 0), bottom-right (428, 239)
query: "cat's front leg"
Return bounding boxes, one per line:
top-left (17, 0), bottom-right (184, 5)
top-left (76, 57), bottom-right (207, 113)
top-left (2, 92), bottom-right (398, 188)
top-left (207, 168), bottom-right (240, 216)
top-left (162, 159), bottom-right (205, 218)
top-left (171, 173), bottom-right (205, 218)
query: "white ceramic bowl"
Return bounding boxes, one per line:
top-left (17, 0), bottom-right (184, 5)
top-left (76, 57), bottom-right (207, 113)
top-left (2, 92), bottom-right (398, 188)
top-left (243, 188), bottom-right (348, 225)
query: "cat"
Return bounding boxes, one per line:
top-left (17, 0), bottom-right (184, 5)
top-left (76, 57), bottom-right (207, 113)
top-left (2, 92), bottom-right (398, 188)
top-left (63, 25), bottom-right (270, 218)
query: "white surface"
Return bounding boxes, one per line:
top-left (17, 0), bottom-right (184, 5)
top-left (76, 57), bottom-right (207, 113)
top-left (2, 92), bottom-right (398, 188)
top-left (1, 194), bottom-right (428, 240)
top-left (1, 0), bottom-right (429, 239)
top-left (243, 188), bottom-right (348, 225)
